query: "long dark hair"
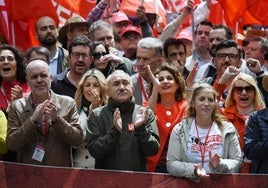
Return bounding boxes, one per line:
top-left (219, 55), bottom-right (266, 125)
top-left (0, 44), bottom-right (26, 83)
top-left (148, 63), bottom-right (186, 103)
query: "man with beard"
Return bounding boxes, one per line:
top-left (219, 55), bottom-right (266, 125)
top-left (203, 40), bottom-right (242, 103)
top-left (35, 16), bottom-right (69, 76)
top-left (51, 35), bottom-right (93, 98)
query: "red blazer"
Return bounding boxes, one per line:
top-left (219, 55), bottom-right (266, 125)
top-left (146, 100), bottom-right (188, 172)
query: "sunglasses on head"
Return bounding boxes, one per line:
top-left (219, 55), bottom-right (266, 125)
top-left (233, 86), bottom-right (254, 94)
top-left (93, 52), bottom-right (108, 59)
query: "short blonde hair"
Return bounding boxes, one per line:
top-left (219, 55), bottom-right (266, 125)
top-left (225, 73), bottom-right (265, 110)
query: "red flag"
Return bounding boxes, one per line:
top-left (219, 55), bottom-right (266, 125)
top-left (208, 1), bottom-right (225, 26)
top-left (1, 0), bottom-right (96, 52)
top-left (247, 0), bottom-right (268, 26)
top-left (56, 0), bottom-right (96, 26)
top-left (9, 0), bottom-right (58, 21)
top-left (217, 0), bottom-right (267, 26)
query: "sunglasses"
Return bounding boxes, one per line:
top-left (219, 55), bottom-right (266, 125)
top-left (233, 86), bottom-right (254, 94)
top-left (93, 52), bottom-right (108, 59)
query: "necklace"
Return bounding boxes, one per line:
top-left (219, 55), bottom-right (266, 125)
top-left (194, 119), bottom-right (213, 167)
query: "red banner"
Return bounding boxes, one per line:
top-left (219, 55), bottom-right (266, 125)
top-left (217, 0), bottom-right (268, 26)
top-left (1, 161), bottom-right (268, 188)
top-left (0, 0), bottom-right (96, 52)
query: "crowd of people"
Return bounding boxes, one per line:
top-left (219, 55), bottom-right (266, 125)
top-left (0, 0), bottom-right (268, 183)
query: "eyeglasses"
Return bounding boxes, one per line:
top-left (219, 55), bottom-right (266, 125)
top-left (71, 52), bottom-right (90, 60)
top-left (93, 52), bottom-right (108, 59)
top-left (0, 56), bottom-right (15, 62)
top-left (233, 86), bottom-right (255, 94)
top-left (216, 53), bottom-right (238, 61)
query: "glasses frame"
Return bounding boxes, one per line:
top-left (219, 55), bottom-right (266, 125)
top-left (71, 52), bottom-right (90, 60)
top-left (216, 53), bottom-right (238, 61)
top-left (233, 86), bottom-right (255, 94)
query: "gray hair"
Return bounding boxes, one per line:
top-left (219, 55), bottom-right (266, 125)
top-left (137, 37), bottom-right (163, 58)
top-left (106, 70), bottom-right (133, 86)
top-left (89, 20), bottom-right (113, 38)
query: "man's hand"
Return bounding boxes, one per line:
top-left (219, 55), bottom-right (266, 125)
top-left (186, 61), bottom-right (198, 88)
top-left (136, 5), bottom-right (147, 23)
top-left (31, 99), bottom-right (57, 124)
top-left (246, 58), bottom-right (262, 73)
top-left (113, 108), bottom-right (122, 132)
top-left (134, 107), bottom-right (149, 128)
top-left (219, 65), bottom-right (241, 84)
top-left (183, 0), bottom-right (194, 16)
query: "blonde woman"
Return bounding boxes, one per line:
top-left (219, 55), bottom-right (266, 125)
top-left (222, 73), bottom-right (265, 173)
top-left (167, 83), bottom-right (242, 182)
top-left (73, 68), bottom-right (108, 168)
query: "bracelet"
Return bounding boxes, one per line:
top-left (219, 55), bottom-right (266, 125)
top-left (256, 71), bottom-right (264, 77)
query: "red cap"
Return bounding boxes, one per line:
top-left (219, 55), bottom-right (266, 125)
top-left (176, 29), bottom-right (193, 41)
top-left (112, 11), bottom-right (132, 24)
top-left (120, 25), bottom-right (142, 38)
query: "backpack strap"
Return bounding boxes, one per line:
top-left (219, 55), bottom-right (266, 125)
top-left (57, 47), bottom-right (64, 74)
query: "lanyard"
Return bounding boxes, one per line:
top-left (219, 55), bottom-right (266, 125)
top-left (138, 75), bottom-right (148, 101)
top-left (194, 119), bottom-right (213, 167)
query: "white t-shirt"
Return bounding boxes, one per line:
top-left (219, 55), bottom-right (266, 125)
top-left (187, 119), bottom-right (223, 172)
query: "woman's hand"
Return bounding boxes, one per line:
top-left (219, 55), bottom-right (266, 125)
top-left (147, 65), bottom-right (160, 88)
top-left (88, 88), bottom-right (102, 110)
top-left (194, 164), bottom-right (209, 178)
top-left (11, 85), bottom-right (23, 102)
top-left (209, 151), bottom-right (221, 170)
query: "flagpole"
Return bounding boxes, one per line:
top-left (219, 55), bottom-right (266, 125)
top-left (235, 21), bottom-right (239, 42)
top-left (11, 20), bottom-right (15, 47)
top-left (191, 10), bottom-right (195, 52)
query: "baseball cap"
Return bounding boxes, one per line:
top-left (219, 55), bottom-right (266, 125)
top-left (58, 16), bottom-right (90, 45)
top-left (120, 25), bottom-right (142, 38)
top-left (176, 30), bottom-right (193, 42)
top-left (112, 11), bottom-right (132, 24)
